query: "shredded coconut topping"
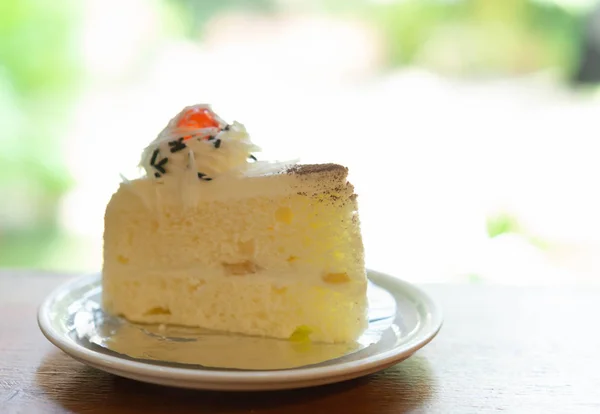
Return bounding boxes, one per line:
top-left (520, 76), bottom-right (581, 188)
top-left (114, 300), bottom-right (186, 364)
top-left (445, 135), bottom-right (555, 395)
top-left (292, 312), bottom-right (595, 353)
top-left (139, 104), bottom-right (262, 181)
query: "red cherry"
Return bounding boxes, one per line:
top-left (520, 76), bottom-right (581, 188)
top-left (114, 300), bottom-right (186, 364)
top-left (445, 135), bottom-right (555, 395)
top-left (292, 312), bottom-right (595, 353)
top-left (177, 107), bottom-right (220, 132)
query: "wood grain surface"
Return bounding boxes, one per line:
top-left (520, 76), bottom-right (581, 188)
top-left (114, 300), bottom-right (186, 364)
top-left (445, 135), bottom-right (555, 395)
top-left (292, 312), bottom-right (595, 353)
top-left (1, 270), bottom-right (600, 413)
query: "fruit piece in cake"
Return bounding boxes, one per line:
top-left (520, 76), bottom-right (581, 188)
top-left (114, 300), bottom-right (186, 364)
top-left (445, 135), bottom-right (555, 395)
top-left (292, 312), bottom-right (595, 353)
top-left (102, 104), bottom-right (368, 344)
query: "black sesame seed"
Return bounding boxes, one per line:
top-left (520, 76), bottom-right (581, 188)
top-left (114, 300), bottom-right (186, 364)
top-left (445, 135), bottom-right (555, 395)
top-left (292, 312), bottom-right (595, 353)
top-left (154, 172), bottom-right (161, 178)
top-left (213, 139), bottom-right (221, 149)
top-left (249, 154), bottom-right (257, 161)
top-left (223, 125), bottom-right (230, 131)
top-left (150, 149), bottom-right (159, 166)
top-left (197, 172), bottom-right (213, 181)
top-left (168, 137), bottom-right (186, 153)
top-left (154, 157), bottom-right (168, 174)
top-left (207, 135), bottom-right (215, 141)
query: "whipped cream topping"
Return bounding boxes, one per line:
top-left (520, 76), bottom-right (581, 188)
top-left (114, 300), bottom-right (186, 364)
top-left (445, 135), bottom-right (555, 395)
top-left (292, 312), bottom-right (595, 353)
top-left (139, 104), bottom-right (262, 181)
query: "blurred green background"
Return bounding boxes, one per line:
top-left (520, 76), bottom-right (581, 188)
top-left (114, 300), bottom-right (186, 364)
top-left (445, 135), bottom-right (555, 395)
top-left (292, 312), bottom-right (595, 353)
top-left (2, 0), bottom-right (600, 283)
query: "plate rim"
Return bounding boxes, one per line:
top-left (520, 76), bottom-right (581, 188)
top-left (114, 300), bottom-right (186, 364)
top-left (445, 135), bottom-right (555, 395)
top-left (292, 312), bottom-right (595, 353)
top-left (38, 269), bottom-right (443, 385)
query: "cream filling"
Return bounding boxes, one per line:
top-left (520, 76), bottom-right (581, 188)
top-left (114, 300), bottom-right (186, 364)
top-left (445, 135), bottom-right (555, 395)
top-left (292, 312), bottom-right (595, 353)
top-left (103, 264), bottom-right (367, 293)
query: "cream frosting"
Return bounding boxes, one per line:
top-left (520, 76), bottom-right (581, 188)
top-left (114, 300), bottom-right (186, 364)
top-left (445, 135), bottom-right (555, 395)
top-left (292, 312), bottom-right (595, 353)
top-left (139, 104), bottom-right (262, 180)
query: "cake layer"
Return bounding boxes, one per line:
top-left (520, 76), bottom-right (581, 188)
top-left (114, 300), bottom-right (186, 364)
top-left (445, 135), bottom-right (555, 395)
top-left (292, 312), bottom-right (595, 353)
top-left (103, 270), bottom-right (367, 343)
top-left (104, 166), bottom-right (361, 275)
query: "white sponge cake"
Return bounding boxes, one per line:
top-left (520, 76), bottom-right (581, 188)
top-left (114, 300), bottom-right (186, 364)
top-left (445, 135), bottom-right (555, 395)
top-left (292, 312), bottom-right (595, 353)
top-left (102, 105), bottom-right (367, 343)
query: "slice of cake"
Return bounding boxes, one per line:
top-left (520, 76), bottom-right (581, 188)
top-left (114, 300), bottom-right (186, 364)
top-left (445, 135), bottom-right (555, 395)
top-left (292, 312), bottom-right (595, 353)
top-left (102, 104), bottom-right (368, 343)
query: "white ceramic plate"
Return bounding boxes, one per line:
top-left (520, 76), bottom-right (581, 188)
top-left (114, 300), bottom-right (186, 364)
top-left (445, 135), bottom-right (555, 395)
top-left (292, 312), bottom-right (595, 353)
top-left (38, 270), bottom-right (442, 391)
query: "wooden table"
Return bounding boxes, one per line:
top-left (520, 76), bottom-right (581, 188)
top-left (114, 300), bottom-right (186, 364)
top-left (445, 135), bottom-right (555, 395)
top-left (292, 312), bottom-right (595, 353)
top-left (1, 270), bottom-right (600, 413)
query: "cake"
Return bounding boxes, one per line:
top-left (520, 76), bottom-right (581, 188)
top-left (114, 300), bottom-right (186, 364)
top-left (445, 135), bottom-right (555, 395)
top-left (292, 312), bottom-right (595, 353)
top-left (102, 104), bottom-right (368, 343)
